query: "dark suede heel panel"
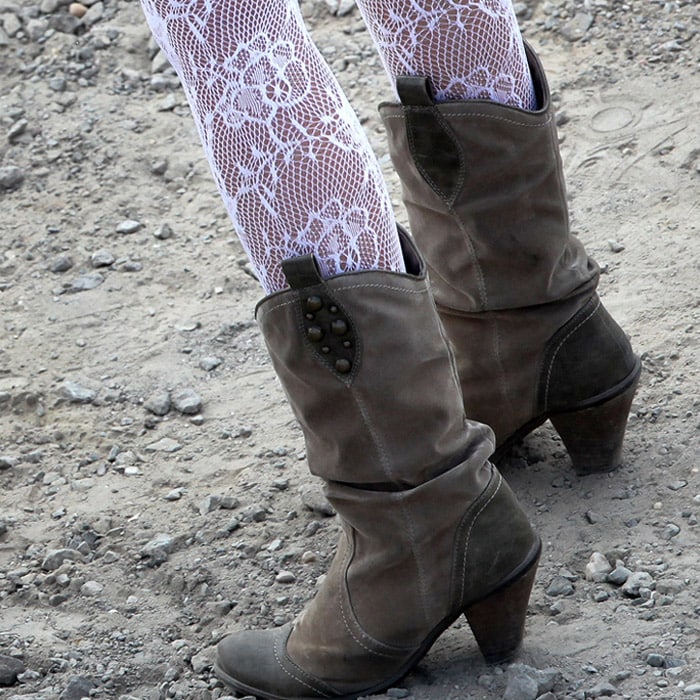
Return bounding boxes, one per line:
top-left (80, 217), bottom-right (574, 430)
top-left (539, 296), bottom-right (638, 413)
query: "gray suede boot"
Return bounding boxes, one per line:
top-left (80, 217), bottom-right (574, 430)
top-left (379, 44), bottom-right (641, 474)
top-left (214, 230), bottom-right (541, 700)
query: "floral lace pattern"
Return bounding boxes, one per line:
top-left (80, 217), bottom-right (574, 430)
top-left (357, 0), bottom-right (535, 107)
top-left (139, 0), bottom-right (533, 292)
top-left (140, 0), bottom-right (403, 293)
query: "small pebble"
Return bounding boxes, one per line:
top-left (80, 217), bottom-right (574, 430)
top-left (0, 165), bottom-right (25, 190)
top-left (66, 272), bottom-right (104, 292)
top-left (545, 576), bottom-right (575, 597)
top-left (608, 239), bottom-right (626, 253)
top-left (144, 390), bottom-right (171, 416)
top-left (116, 219), bottom-right (143, 234)
top-left (49, 255), bottom-right (74, 273)
top-left (585, 552), bottom-right (612, 582)
top-left (275, 570), bottom-right (296, 584)
top-left (199, 356), bottom-right (222, 371)
top-left (172, 387), bottom-right (202, 415)
top-left (69, 2), bottom-right (88, 18)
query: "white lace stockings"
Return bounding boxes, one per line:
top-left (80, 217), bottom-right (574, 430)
top-left (358, 0), bottom-right (536, 107)
top-left (139, 0), bottom-right (534, 293)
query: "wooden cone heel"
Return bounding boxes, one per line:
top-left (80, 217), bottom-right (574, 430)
top-left (550, 371), bottom-right (641, 475)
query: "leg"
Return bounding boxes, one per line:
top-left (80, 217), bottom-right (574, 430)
top-left (140, 0), bottom-right (404, 294)
top-left (357, 0), bottom-right (536, 108)
top-left (139, 3), bottom-right (541, 698)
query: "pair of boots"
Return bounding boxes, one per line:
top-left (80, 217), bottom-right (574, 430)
top-left (215, 46), bottom-right (640, 700)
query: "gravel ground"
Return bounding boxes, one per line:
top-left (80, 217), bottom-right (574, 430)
top-left (1, 1), bottom-right (699, 699)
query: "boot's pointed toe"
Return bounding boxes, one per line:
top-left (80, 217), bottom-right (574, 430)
top-left (216, 625), bottom-right (337, 700)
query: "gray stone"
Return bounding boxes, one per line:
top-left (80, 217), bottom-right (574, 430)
top-left (190, 646), bottom-right (214, 674)
top-left (0, 455), bottom-right (18, 470)
top-left (60, 381), bottom-right (97, 404)
top-left (585, 552), bottom-right (612, 582)
top-left (503, 664), bottom-right (560, 700)
top-left (275, 570), bottom-right (296, 584)
top-left (622, 571), bottom-right (654, 597)
top-left (199, 356), bottom-right (222, 371)
top-left (67, 272), bottom-right (104, 292)
top-left (81, 1), bottom-right (103, 26)
top-left (662, 522), bottom-right (681, 540)
top-left (117, 259), bottom-right (143, 272)
top-left (49, 255), bottom-right (74, 273)
top-left (145, 437), bottom-right (182, 453)
top-left (91, 249), bottom-right (115, 267)
top-left (587, 681), bottom-right (618, 697)
top-left (49, 12), bottom-right (82, 34)
top-left (140, 533), bottom-right (175, 567)
top-left (80, 580), bottom-right (103, 596)
top-left (199, 494), bottom-right (222, 514)
top-left (49, 77), bottom-right (67, 92)
top-left (0, 165), bottom-right (25, 190)
top-left (25, 17), bottom-right (48, 40)
top-left (42, 548), bottom-right (84, 571)
top-left (656, 578), bottom-right (685, 595)
top-left (172, 387), bottom-right (202, 415)
top-left (60, 675), bottom-right (96, 700)
top-left (154, 222), bottom-right (174, 239)
top-left (116, 219), bottom-right (143, 234)
top-left (0, 654), bottom-right (25, 686)
top-left (300, 485), bottom-right (336, 517)
top-left (646, 653), bottom-right (665, 667)
top-left (7, 119), bottom-right (28, 142)
top-left (560, 12), bottom-right (593, 41)
top-left (151, 160), bottom-right (169, 176)
top-left (607, 565), bottom-right (631, 586)
top-left (324, 0), bottom-right (356, 16)
top-left (545, 576), bottom-right (575, 597)
top-left (144, 389), bottom-right (171, 416)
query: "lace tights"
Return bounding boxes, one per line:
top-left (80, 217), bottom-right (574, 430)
top-left (140, 0), bottom-right (534, 293)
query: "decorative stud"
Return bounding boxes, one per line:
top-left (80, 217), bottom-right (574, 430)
top-left (307, 326), bottom-right (323, 342)
top-left (306, 296), bottom-right (323, 312)
top-left (331, 319), bottom-right (348, 336)
top-left (335, 359), bottom-right (351, 374)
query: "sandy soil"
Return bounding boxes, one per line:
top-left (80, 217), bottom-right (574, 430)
top-left (1, 1), bottom-right (699, 698)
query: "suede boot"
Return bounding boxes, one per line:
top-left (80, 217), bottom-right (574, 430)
top-left (379, 45), bottom-right (641, 474)
top-left (214, 230), bottom-right (541, 700)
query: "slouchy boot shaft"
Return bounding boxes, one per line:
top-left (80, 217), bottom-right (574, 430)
top-left (380, 46), bottom-right (640, 472)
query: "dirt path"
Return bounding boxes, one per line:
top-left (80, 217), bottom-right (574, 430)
top-left (1, 1), bottom-right (699, 698)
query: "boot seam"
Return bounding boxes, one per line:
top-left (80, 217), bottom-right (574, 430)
top-left (542, 297), bottom-right (600, 411)
top-left (382, 111), bottom-right (553, 130)
top-left (490, 316), bottom-right (517, 432)
top-left (456, 469), bottom-right (502, 604)
top-left (449, 209), bottom-right (489, 312)
top-left (338, 526), bottom-right (414, 657)
top-left (399, 496), bottom-right (432, 630)
top-left (274, 632), bottom-right (335, 698)
top-left (259, 283), bottom-right (427, 318)
top-left (402, 104), bottom-right (466, 206)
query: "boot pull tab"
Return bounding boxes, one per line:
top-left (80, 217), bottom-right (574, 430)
top-left (281, 254), bottom-right (323, 290)
top-left (396, 76), bottom-right (435, 107)
top-left (395, 77), bottom-right (463, 203)
top-left (280, 254), bottom-right (359, 382)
